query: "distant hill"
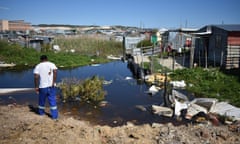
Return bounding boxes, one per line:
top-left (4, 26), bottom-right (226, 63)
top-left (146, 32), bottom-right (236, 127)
top-left (33, 24), bottom-right (99, 28)
top-left (32, 24), bottom-right (139, 29)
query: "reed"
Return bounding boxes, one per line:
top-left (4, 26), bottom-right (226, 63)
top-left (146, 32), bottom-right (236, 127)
top-left (58, 76), bottom-right (106, 104)
top-left (54, 35), bottom-right (123, 57)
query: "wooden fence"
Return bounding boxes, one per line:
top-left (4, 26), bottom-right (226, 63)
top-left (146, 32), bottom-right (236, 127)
top-left (224, 45), bottom-right (240, 69)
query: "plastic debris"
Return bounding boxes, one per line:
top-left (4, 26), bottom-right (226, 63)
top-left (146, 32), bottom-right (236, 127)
top-left (125, 76), bottom-right (132, 80)
top-left (99, 101), bottom-right (108, 107)
top-left (152, 105), bottom-right (173, 117)
top-left (210, 102), bottom-right (240, 121)
top-left (0, 88), bottom-right (34, 94)
top-left (145, 73), bottom-right (169, 84)
top-left (172, 89), bottom-right (189, 101)
top-left (103, 80), bottom-right (113, 85)
top-left (146, 85), bottom-right (160, 95)
top-left (170, 80), bottom-right (186, 88)
top-left (186, 103), bottom-right (208, 119)
top-left (174, 99), bottom-right (188, 116)
top-left (135, 105), bottom-right (147, 111)
top-left (107, 55), bottom-right (121, 60)
top-left (91, 64), bottom-right (100, 67)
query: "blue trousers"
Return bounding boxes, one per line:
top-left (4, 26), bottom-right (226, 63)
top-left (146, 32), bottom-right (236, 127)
top-left (38, 87), bottom-right (58, 119)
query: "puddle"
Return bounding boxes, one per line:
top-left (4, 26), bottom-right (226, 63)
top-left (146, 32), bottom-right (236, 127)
top-left (0, 61), bottom-right (183, 126)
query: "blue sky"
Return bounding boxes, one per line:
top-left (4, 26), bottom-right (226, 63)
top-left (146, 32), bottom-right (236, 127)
top-left (0, 0), bottom-right (239, 29)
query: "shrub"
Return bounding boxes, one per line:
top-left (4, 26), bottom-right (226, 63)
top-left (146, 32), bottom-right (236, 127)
top-left (59, 76), bottom-right (106, 104)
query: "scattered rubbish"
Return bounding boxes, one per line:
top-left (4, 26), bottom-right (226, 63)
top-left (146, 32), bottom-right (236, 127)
top-left (184, 98), bottom-right (240, 124)
top-left (103, 80), bottom-right (113, 85)
top-left (152, 105), bottom-right (173, 117)
top-left (0, 63), bottom-right (16, 67)
top-left (125, 76), bottom-right (133, 80)
top-left (170, 80), bottom-right (186, 88)
top-left (145, 73), bottom-right (168, 85)
top-left (91, 64), bottom-right (100, 67)
top-left (99, 101), bottom-right (108, 107)
top-left (145, 85), bottom-right (161, 95)
top-left (186, 103), bottom-right (208, 119)
top-left (174, 99), bottom-right (188, 116)
top-left (191, 98), bottom-right (218, 111)
top-left (0, 88), bottom-right (34, 94)
top-left (172, 89), bottom-right (189, 101)
top-left (185, 98), bottom-right (218, 119)
top-left (53, 44), bottom-right (60, 51)
top-left (107, 55), bottom-right (121, 60)
top-left (150, 86), bottom-right (240, 125)
top-left (210, 102), bottom-right (240, 121)
top-left (70, 49), bottom-right (75, 53)
top-left (135, 105), bottom-right (147, 111)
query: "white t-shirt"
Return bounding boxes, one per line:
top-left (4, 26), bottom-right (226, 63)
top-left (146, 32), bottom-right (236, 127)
top-left (33, 61), bottom-right (57, 88)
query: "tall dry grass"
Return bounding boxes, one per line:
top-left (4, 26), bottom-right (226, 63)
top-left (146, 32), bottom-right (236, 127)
top-left (54, 35), bottom-right (123, 57)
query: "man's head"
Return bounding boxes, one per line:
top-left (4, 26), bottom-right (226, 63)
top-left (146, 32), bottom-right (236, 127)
top-left (40, 55), bottom-right (48, 62)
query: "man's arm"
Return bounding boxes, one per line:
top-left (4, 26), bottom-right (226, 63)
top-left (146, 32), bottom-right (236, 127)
top-left (52, 69), bottom-right (57, 87)
top-left (34, 74), bottom-right (39, 93)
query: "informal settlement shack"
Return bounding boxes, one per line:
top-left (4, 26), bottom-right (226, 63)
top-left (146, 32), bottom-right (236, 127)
top-left (193, 24), bottom-right (240, 69)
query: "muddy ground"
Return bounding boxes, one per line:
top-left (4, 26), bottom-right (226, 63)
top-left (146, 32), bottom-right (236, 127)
top-left (0, 104), bottom-right (239, 144)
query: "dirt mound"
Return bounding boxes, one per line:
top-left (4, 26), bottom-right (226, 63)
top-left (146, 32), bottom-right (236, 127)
top-left (0, 105), bottom-right (239, 144)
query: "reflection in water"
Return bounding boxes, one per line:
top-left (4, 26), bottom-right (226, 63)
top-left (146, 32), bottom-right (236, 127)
top-left (0, 61), bottom-right (173, 126)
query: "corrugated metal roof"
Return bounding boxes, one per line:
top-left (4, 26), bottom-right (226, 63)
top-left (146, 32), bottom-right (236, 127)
top-left (213, 24), bottom-right (240, 32)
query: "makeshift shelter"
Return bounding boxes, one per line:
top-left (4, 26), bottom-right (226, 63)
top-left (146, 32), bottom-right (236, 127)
top-left (193, 24), bottom-right (240, 69)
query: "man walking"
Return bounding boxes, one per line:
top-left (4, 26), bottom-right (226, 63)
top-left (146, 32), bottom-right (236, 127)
top-left (33, 55), bottom-right (58, 120)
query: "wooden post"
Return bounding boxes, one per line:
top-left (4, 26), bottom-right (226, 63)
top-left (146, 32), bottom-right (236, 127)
top-left (183, 47), bottom-right (185, 67)
top-left (205, 45), bottom-right (208, 68)
top-left (151, 45), bottom-right (154, 73)
top-left (122, 36), bottom-right (126, 59)
top-left (189, 38), bottom-right (195, 68)
top-left (163, 72), bottom-right (171, 107)
top-left (172, 51), bottom-right (175, 70)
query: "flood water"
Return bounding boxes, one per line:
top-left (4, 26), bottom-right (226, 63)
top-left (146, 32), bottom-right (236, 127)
top-left (0, 61), bottom-right (176, 126)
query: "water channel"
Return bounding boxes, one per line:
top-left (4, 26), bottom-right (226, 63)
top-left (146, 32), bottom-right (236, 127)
top-left (0, 60), bottom-right (176, 126)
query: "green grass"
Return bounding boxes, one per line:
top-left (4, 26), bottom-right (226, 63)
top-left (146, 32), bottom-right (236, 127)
top-left (0, 38), bottom-right (121, 68)
top-left (0, 41), bottom-right (39, 66)
top-left (169, 68), bottom-right (240, 107)
top-left (143, 54), bottom-right (240, 107)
